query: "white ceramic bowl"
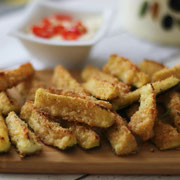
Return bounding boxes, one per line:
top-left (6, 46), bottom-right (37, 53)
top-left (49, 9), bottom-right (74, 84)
top-left (11, 0), bottom-right (113, 68)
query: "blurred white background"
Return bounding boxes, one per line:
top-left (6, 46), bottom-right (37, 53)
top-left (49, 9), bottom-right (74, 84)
top-left (0, 0), bottom-right (179, 69)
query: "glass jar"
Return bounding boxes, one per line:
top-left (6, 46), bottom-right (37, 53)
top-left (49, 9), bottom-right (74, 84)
top-left (119, 0), bottom-right (180, 45)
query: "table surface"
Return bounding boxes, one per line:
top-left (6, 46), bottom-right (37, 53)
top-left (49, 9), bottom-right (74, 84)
top-left (0, 0), bottom-right (180, 179)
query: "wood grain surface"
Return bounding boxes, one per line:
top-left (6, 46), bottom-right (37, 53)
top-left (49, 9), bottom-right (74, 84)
top-left (1, 70), bottom-right (180, 175)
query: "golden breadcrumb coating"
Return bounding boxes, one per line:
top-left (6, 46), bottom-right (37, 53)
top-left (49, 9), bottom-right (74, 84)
top-left (165, 91), bottom-right (180, 132)
top-left (0, 113), bottom-right (11, 153)
top-left (17, 80), bottom-right (47, 101)
top-left (112, 76), bottom-right (180, 110)
top-left (68, 123), bottom-right (100, 149)
top-left (52, 66), bottom-right (101, 149)
top-left (125, 103), bottom-right (139, 120)
top-left (49, 87), bottom-right (112, 110)
top-left (152, 76), bottom-right (179, 94)
top-left (6, 112), bottom-right (42, 156)
top-left (103, 55), bottom-right (150, 88)
top-left (112, 89), bottom-right (140, 110)
top-left (52, 65), bottom-right (112, 109)
top-left (128, 84), bottom-right (157, 141)
top-left (34, 88), bottom-right (115, 128)
top-left (83, 77), bottom-right (119, 100)
top-left (52, 65), bottom-right (89, 95)
top-left (93, 99), bottom-right (112, 109)
top-left (153, 120), bottom-right (180, 150)
top-left (20, 101), bottom-right (77, 150)
top-left (0, 91), bottom-right (19, 115)
top-left (0, 63), bottom-right (34, 91)
top-left (139, 59), bottom-right (165, 78)
top-left (106, 115), bottom-right (137, 155)
top-left (152, 64), bottom-right (180, 81)
top-left (82, 65), bottom-right (130, 96)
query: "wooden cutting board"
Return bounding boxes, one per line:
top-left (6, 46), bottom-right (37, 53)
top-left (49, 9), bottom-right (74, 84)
top-left (1, 70), bottom-right (180, 175)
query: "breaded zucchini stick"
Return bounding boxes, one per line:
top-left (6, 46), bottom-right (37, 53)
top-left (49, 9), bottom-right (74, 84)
top-left (139, 59), bottom-right (165, 78)
top-left (125, 103), bottom-right (139, 120)
top-left (165, 91), bottom-right (180, 132)
top-left (20, 101), bottom-right (77, 150)
top-left (112, 89), bottom-right (140, 110)
top-left (0, 63), bottom-right (34, 91)
top-left (153, 120), bottom-right (180, 150)
top-left (52, 67), bottom-right (104, 148)
top-left (17, 80), bottom-right (47, 101)
top-left (112, 76), bottom-right (180, 110)
top-left (52, 65), bottom-right (89, 95)
top-left (83, 78), bottom-right (119, 100)
top-left (68, 123), bottom-right (100, 149)
top-left (103, 55), bottom-right (150, 88)
top-left (128, 84), bottom-right (157, 141)
top-left (0, 91), bottom-right (19, 115)
top-left (52, 65), bottom-right (112, 109)
top-left (50, 87), bottom-right (112, 110)
top-left (82, 65), bottom-right (130, 97)
top-left (34, 88), bottom-right (115, 128)
top-left (6, 112), bottom-right (42, 156)
top-left (152, 64), bottom-right (180, 81)
top-left (106, 115), bottom-right (137, 156)
top-left (0, 113), bottom-right (11, 152)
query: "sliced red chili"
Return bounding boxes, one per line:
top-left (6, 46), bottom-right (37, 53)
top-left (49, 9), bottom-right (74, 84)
top-left (32, 25), bottom-right (53, 38)
top-left (31, 14), bottom-right (87, 40)
top-left (75, 21), bottom-right (87, 34)
top-left (55, 14), bottom-right (72, 21)
top-left (42, 17), bottom-right (51, 27)
top-left (61, 29), bottom-right (80, 40)
top-left (53, 24), bottom-right (65, 35)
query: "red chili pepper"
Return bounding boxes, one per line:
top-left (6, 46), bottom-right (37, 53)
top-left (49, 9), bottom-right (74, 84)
top-left (32, 25), bottom-right (54, 38)
top-left (55, 14), bottom-right (72, 21)
top-left (31, 14), bottom-right (87, 40)
top-left (61, 29), bottom-right (80, 40)
top-left (75, 21), bottom-right (87, 34)
top-left (53, 24), bottom-right (65, 35)
top-left (42, 17), bottom-right (51, 27)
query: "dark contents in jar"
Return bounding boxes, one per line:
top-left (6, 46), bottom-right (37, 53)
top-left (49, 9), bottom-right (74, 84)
top-left (162, 15), bottom-right (174, 30)
top-left (169, 0), bottom-right (180, 12)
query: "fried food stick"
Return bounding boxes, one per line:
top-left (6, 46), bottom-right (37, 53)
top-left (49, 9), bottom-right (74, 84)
top-left (128, 84), bottom-right (157, 141)
top-left (106, 115), bottom-right (137, 156)
top-left (52, 65), bottom-right (89, 95)
top-left (103, 55), bottom-right (150, 88)
top-left (82, 65), bottom-right (130, 100)
top-left (153, 120), bottom-right (180, 150)
top-left (6, 112), bottom-right (42, 156)
top-left (52, 65), bottom-right (112, 109)
top-left (17, 80), bottom-right (47, 101)
top-left (66, 123), bottom-right (100, 149)
top-left (139, 60), bottom-right (165, 78)
top-left (83, 78), bottom-right (119, 100)
top-left (112, 76), bottom-right (180, 110)
top-left (20, 101), bottom-right (77, 150)
top-left (52, 66), bottom-right (101, 148)
top-left (0, 91), bottom-right (19, 115)
top-left (163, 91), bottom-right (180, 132)
top-left (34, 88), bottom-right (115, 128)
top-left (125, 103), bottom-right (139, 120)
top-left (0, 63), bottom-right (34, 91)
top-left (0, 113), bottom-right (11, 153)
top-left (152, 64), bottom-right (180, 81)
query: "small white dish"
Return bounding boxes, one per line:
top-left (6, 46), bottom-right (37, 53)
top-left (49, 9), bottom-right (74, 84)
top-left (10, 0), bottom-right (113, 68)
